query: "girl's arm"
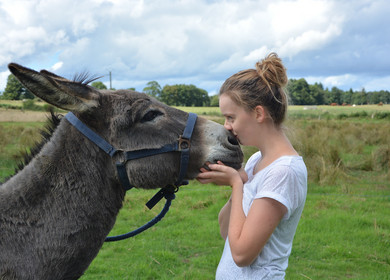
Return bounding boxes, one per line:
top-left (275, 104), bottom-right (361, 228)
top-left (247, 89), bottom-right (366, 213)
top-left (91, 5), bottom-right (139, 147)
top-left (218, 168), bottom-right (247, 240)
top-left (228, 181), bottom-right (286, 266)
top-left (197, 162), bottom-right (287, 267)
top-left (218, 197), bottom-right (231, 240)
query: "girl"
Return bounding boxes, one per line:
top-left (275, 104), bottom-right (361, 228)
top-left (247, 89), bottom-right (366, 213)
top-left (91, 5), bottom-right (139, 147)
top-left (197, 53), bottom-right (307, 279)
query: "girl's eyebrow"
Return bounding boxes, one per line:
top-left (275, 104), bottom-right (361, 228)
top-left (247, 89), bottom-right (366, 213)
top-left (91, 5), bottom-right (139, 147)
top-left (222, 111), bottom-right (235, 116)
top-left (223, 113), bottom-right (235, 117)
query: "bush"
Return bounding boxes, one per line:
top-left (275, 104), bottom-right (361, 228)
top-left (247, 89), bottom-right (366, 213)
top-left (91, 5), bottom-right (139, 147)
top-left (0, 104), bottom-right (20, 110)
top-left (42, 104), bottom-right (56, 112)
top-left (22, 100), bottom-right (41, 111)
top-left (287, 120), bottom-right (390, 187)
top-left (373, 145), bottom-right (390, 171)
top-left (374, 112), bottom-right (390, 120)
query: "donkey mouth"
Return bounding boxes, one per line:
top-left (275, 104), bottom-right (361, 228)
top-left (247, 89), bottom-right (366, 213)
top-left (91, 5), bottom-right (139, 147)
top-left (220, 161), bottom-right (242, 170)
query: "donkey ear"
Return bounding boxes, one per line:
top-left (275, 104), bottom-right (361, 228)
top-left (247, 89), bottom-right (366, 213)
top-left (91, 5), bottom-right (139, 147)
top-left (8, 63), bottom-right (99, 112)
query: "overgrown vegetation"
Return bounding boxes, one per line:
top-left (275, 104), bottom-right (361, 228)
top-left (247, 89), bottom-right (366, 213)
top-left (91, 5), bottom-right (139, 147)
top-left (0, 99), bottom-right (58, 112)
top-left (0, 106), bottom-right (389, 279)
top-left (0, 122), bottom-right (44, 178)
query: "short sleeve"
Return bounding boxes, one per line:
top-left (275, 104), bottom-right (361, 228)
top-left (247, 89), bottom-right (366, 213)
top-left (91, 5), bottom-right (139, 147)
top-left (254, 165), bottom-right (300, 220)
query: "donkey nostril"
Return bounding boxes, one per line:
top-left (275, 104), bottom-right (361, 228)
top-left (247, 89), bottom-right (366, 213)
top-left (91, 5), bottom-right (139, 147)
top-left (228, 135), bottom-right (239, 146)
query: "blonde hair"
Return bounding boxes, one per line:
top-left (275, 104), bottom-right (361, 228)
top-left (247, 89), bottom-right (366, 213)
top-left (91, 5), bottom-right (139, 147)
top-left (219, 52), bottom-right (289, 126)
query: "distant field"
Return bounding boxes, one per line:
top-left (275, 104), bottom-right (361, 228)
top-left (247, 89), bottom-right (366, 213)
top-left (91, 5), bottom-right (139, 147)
top-left (1, 100), bottom-right (389, 121)
top-left (0, 108), bottom-right (48, 122)
top-left (0, 99), bottom-right (47, 108)
top-left (178, 104), bottom-right (390, 117)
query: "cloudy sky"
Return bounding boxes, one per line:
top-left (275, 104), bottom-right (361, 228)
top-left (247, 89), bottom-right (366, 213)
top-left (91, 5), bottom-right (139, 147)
top-left (0, 0), bottom-right (389, 95)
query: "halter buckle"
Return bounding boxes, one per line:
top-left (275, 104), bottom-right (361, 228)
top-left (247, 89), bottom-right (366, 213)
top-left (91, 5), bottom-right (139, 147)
top-left (113, 149), bottom-right (126, 165)
top-left (178, 136), bottom-right (191, 151)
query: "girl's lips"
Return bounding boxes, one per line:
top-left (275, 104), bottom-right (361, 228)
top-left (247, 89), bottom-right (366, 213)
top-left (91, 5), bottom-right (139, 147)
top-left (232, 133), bottom-right (240, 144)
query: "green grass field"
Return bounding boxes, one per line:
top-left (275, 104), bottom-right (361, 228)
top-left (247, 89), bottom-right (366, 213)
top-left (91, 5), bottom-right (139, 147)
top-left (0, 106), bottom-right (389, 279)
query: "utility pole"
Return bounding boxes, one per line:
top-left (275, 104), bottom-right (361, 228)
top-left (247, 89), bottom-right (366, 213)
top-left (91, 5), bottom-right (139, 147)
top-left (109, 71), bottom-right (112, 90)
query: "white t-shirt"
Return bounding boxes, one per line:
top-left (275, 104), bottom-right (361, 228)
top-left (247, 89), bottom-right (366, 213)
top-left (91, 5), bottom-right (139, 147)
top-left (216, 152), bottom-right (307, 280)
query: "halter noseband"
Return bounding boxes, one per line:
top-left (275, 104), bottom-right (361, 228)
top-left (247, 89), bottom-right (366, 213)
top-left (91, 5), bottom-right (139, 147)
top-left (64, 111), bottom-right (198, 241)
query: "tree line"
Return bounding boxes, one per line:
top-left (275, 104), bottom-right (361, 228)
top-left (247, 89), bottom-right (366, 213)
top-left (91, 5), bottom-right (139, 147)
top-left (288, 78), bottom-right (390, 106)
top-left (1, 73), bottom-right (389, 106)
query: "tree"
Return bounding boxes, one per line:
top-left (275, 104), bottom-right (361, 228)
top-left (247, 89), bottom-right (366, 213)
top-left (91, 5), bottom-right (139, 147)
top-left (3, 74), bottom-right (33, 100)
top-left (379, 90), bottom-right (390, 104)
top-left (160, 84), bottom-right (209, 106)
top-left (352, 88), bottom-right (367, 105)
top-left (342, 89), bottom-right (354, 105)
top-left (210, 95), bottom-right (219, 107)
top-left (91, 81), bottom-right (107, 90)
top-left (143, 81), bottom-right (162, 99)
top-left (288, 78), bottom-right (314, 105)
top-left (309, 83), bottom-right (326, 105)
top-left (328, 87), bottom-right (343, 105)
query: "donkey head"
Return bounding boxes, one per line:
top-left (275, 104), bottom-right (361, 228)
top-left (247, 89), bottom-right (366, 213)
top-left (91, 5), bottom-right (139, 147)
top-left (8, 63), bottom-right (243, 189)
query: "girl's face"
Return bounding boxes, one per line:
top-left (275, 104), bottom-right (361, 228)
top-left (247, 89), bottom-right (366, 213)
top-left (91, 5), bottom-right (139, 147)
top-left (219, 94), bottom-right (259, 147)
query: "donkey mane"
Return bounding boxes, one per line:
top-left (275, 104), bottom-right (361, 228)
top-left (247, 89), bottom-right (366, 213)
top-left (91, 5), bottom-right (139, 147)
top-left (72, 72), bottom-right (102, 85)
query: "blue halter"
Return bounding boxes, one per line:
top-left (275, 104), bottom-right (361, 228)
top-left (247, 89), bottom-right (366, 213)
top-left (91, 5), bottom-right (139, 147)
top-left (64, 111), bottom-right (198, 241)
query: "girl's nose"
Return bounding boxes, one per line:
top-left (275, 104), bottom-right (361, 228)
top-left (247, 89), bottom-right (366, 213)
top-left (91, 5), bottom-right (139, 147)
top-left (224, 120), bottom-right (232, 131)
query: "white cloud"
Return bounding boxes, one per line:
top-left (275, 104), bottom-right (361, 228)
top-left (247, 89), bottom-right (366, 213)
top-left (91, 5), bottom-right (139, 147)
top-left (51, 61), bottom-right (63, 71)
top-left (0, 0), bottom-right (389, 93)
top-left (244, 46), bottom-right (271, 64)
top-left (278, 24), bottom-right (342, 57)
top-left (269, 0), bottom-right (334, 37)
top-left (0, 70), bottom-right (10, 91)
top-left (305, 74), bottom-right (357, 89)
top-left (363, 76), bottom-right (390, 92)
top-left (269, 0), bottom-right (344, 57)
top-left (0, 0), bottom-right (35, 26)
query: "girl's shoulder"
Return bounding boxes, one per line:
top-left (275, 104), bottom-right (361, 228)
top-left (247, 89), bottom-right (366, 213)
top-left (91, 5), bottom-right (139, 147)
top-left (256, 155), bottom-right (306, 180)
top-left (246, 151), bottom-right (262, 166)
top-left (268, 156), bottom-right (307, 177)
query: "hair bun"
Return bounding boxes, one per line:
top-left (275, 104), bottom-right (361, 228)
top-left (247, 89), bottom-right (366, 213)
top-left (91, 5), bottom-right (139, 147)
top-left (255, 52), bottom-right (288, 89)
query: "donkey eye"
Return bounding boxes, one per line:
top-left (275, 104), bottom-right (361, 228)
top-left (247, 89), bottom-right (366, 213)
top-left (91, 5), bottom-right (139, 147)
top-left (141, 110), bottom-right (163, 123)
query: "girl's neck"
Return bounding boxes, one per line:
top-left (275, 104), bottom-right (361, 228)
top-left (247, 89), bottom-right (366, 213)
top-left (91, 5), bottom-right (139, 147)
top-left (254, 127), bottom-right (298, 174)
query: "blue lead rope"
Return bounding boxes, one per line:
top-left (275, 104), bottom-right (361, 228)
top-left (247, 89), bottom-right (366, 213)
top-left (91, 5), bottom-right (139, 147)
top-left (105, 189), bottom-right (176, 242)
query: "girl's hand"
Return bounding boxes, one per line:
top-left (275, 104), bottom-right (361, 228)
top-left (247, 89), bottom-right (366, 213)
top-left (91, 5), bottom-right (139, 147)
top-left (238, 167), bottom-right (248, 184)
top-left (196, 161), bottom-right (245, 187)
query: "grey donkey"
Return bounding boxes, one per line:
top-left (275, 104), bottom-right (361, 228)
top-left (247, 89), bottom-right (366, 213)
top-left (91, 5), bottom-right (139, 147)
top-left (0, 64), bottom-right (243, 280)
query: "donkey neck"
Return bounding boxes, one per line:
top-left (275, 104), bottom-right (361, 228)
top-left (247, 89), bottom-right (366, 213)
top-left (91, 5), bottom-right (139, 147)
top-left (0, 119), bottom-right (125, 279)
top-left (1, 119), bottom-right (122, 203)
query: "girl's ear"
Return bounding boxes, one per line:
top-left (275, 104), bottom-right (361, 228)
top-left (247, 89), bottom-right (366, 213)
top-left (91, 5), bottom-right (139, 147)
top-left (254, 105), bottom-right (266, 123)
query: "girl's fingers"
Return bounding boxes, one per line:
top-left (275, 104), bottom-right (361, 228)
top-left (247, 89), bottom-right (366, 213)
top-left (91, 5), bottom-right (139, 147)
top-left (196, 171), bottom-right (216, 180)
top-left (196, 178), bottom-right (206, 184)
top-left (199, 161), bottom-right (226, 173)
top-left (207, 163), bottom-right (225, 171)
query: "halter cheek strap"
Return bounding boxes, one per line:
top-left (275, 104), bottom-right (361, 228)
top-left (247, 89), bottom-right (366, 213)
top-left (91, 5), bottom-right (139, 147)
top-left (64, 111), bottom-right (198, 208)
top-left (65, 112), bottom-right (118, 157)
